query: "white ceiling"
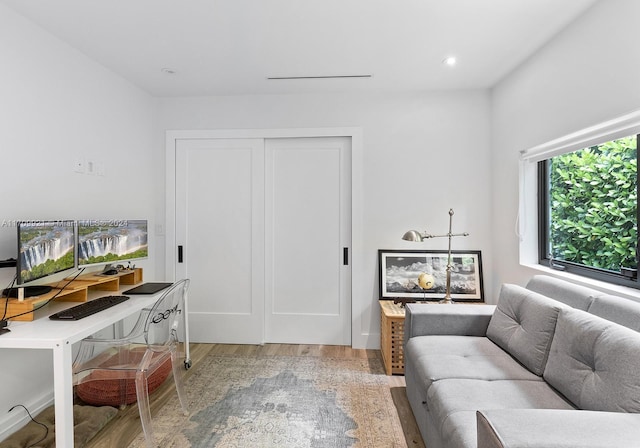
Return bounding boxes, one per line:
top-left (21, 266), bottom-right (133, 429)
top-left (1, 0), bottom-right (599, 97)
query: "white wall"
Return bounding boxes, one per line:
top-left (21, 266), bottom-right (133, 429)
top-left (491, 0), bottom-right (640, 292)
top-left (0, 3), bottom-right (157, 438)
top-left (158, 90), bottom-right (493, 348)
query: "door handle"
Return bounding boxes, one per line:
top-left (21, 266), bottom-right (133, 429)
top-left (178, 245), bottom-right (184, 263)
top-left (343, 247), bottom-right (349, 265)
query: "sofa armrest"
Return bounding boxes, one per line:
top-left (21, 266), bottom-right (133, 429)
top-left (403, 303), bottom-right (495, 346)
top-left (477, 409), bottom-right (640, 448)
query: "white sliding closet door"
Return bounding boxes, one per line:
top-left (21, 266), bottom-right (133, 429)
top-left (174, 136), bottom-right (351, 345)
top-left (265, 138), bottom-right (351, 345)
top-left (175, 139), bottom-right (265, 344)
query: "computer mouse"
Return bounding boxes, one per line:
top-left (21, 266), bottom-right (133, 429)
top-left (103, 268), bottom-right (119, 275)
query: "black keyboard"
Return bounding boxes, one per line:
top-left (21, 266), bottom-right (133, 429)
top-left (49, 295), bottom-right (130, 320)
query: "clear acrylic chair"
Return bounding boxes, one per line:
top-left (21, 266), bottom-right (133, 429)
top-left (72, 279), bottom-right (190, 448)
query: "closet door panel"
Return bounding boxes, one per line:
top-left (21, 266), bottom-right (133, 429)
top-left (176, 138), bottom-right (264, 344)
top-left (265, 137), bottom-right (351, 345)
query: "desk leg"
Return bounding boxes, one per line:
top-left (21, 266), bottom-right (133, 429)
top-left (183, 294), bottom-right (191, 368)
top-left (53, 341), bottom-right (74, 448)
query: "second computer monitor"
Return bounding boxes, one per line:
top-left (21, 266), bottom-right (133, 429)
top-left (77, 220), bottom-right (148, 268)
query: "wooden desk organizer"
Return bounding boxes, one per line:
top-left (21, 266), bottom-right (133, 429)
top-left (1, 268), bottom-right (143, 321)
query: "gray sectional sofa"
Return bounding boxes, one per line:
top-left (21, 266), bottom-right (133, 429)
top-left (404, 275), bottom-right (640, 448)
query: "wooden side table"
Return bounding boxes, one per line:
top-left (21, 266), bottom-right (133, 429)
top-left (379, 300), bottom-right (406, 375)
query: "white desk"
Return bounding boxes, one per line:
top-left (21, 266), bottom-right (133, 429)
top-left (0, 289), bottom-right (165, 447)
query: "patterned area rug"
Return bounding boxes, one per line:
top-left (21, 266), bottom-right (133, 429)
top-left (128, 354), bottom-right (406, 447)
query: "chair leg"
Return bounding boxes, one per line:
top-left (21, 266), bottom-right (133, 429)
top-left (135, 371), bottom-right (156, 448)
top-left (170, 350), bottom-right (189, 415)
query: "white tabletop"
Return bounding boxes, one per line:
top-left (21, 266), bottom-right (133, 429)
top-left (0, 290), bottom-right (160, 349)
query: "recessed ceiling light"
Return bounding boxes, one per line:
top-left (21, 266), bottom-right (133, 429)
top-left (442, 57), bottom-right (457, 67)
top-left (161, 67), bottom-right (177, 75)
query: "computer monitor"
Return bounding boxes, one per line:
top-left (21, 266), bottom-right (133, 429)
top-left (17, 220), bottom-right (76, 285)
top-left (77, 220), bottom-right (148, 268)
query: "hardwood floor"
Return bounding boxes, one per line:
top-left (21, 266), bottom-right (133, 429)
top-left (84, 343), bottom-right (425, 448)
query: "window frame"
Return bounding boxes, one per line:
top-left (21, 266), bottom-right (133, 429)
top-left (537, 134), bottom-right (640, 289)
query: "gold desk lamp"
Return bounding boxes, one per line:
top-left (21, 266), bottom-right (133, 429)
top-left (402, 208), bottom-right (469, 304)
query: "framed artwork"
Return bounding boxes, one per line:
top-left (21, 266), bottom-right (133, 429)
top-left (378, 249), bottom-right (484, 302)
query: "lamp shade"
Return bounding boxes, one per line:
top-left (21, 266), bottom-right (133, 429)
top-left (402, 230), bottom-right (424, 242)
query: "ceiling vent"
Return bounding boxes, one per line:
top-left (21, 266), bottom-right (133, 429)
top-left (267, 75), bottom-right (372, 80)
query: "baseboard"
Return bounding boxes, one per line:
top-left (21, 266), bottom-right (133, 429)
top-left (0, 392), bottom-right (53, 442)
top-left (353, 331), bottom-right (381, 350)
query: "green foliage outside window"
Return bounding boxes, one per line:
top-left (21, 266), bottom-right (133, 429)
top-left (548, 136), bottom-right (637, 271)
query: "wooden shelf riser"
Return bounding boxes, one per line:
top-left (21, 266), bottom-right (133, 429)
top-left (2, 268), bottom-right (143, 321)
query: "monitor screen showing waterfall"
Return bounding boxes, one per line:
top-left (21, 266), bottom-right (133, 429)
top-left (17, 220), bottom-right (77, 284)
top-left (77, 220), bottom-right (148, 267)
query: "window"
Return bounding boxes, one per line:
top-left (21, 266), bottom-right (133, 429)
top-left (538, 134), bottom-right (639, 288)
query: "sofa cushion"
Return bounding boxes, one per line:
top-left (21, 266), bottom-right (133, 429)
top-left (544, 308), bottom-right (640, 412)
top-left (441, 411), bottom-right (478, 448)
top-left (427, 379), bottom-right (575, 448)
top-left (405, 335), bottom-right (541, 393)
top-left (587, 294), bottom-right (640, 332)
top-left (526, 275), bottom-right (595, 310)
top-left (486, 284), bottom-right (565, 375)
top-left (477, 409), bottom-right (640, 448)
